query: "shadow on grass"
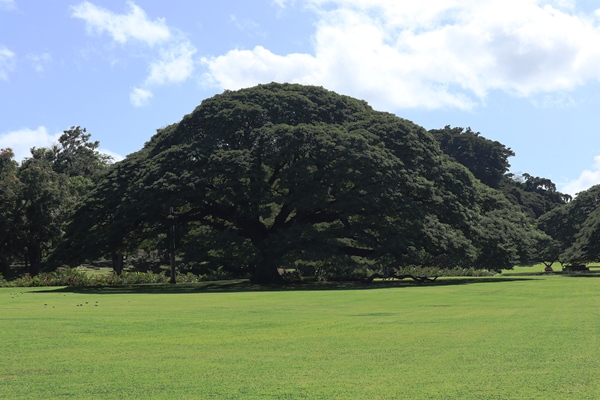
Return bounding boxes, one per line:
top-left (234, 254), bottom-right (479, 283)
top-left (33, 276), bottom-right (536, 295)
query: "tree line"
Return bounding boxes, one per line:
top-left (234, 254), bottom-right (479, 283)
top-left (0, 127), bottom-right (112, 277)
top-left (0, 83), bottom-right (594, 283)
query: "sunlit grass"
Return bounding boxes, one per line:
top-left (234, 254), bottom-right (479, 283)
top-left (1, 274), bottom-right (599, 399)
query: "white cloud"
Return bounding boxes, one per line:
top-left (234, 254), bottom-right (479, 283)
top-left (0, 46), bottom-right (15, 81)
top-left (71, 1), bottom-right (170, 46)
top-left (562, 155), bottom-right (600, 196)
top-left (130, 87), bottom-right (153, 107)
top-left (72, 1), bottom-right (197, 106)
top-left (203, 0), bottom-right (600, 110)
top-left (99, 148), bottom-right (125, 162)
top-left (0, 126), bottom-right (61, 162)
top-left (202, 46), bottom-right (321, 89)
top-left (0, 0), bottom-right (16, 10)
top-left (531, 93), bottom-right (578, 108)
top-left (146, 41), bottom-right (196, 85)
top-left (27, 52), bottom-right (52, 72)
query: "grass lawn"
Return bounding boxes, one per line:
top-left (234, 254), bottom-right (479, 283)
top-left (1, 274), bottom-right (599, 399)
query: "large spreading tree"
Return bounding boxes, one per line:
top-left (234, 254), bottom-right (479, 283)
top-left (57, 83), bottom-right (540, 283)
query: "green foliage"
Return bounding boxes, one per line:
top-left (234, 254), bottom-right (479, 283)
top-left (430, 126), bottom-right (570, 223)
top-left (0, 148), bottom-right (21, 273)
top-left (3, 268), bottom-right (163, 287)
top-left (429, 126), bottom-right (569, 266)
top-left (469, 183), bottom-right (543, 270)
top-left (0, 127), bottom-right (113, 276)
top-left (17, 155), bottom-right (70, 274)
top-left (61, 83), bottom-right (542, 283)
top-left (0, 267), bottom-right (238, 287)
top-left (430, 126), bottom-right (514, 188)
top-left (52, 126), bottom-right (112, 179)
top-left (500, 173), bottom-right (571, 219)
top-left (537, 184), bottom-right (600, 265)
top-left (392, 265), bottom-right (496, 277)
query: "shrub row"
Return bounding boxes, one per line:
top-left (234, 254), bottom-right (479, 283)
top-left (0, 268), bottom-right (207, 288)
top-left (393, 266), bottom-right (496, 277)
top-left (0, 266), bottom-right (496, 288)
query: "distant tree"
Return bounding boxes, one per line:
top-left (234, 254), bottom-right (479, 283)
top-left (500, 174), bottom-right (571, 220)
top-left (431, 126), bottom-right (570, 222)
top-left (0, 127), bottom-right (114, 275)
top-left (536, 204), bottom-right (574, 262)
top-left (470, 182), bottom-right (542, 270)
top-left (565, 208), bottom-right (600, 264)
top-left (533, 234), bottom-right (562, 270)
top-left (553, 185), bottom-right (600, 265)
top-left (0, 148), bottom-right (21, 274)
top-left (430, 126), bottom-right (514, 188)
top-left (430, 125), bottom-right (559, 267)
top-left (17, 151), bottom-right (69, 275)
top-left (53, 126), bottom-right (112, 179)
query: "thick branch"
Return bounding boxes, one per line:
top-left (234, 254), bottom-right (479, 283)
top-left (178, 202), bottom-right (235, 224)
top-left (267, 163), bottom-right (283, 187)
top-left (342, 246), bottom-right (374, 258)
top-left (285, 209), bottom-right (341, 228)
top-left (271, 203), bottom-right (293, 231)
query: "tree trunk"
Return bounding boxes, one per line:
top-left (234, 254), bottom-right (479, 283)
top-left (251, 264), bottom-right (284, 284)
top-left (27, 240), bottom-right (42, 276)
top-left (112, 253), bottom-right (124, 276)
top-left (250, 249), bottom-right (283, 284)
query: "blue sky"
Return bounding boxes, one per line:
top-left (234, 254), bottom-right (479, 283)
top-left (2, 0), bottom-right (600, 195)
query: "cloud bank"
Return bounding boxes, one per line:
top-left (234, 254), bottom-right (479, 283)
top-left (204, 0), bottom-right (600, 110)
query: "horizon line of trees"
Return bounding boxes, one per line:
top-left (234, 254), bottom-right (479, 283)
top-left (0, 84), bottom-right (596, 283)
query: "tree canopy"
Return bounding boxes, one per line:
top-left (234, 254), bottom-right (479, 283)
top-left (57, 83), bottom-right (542, 283)
top-left (538, 184), bottom-right (600, 265)
top-left (430, 126), bottom-right (514, 188)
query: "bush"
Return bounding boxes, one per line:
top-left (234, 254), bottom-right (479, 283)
top-left (393, 266), bottom-right (495, 277)
top-left (0, 268), bottom-right (172, 287)
top-left (0, 267), bottom-right (246, 287)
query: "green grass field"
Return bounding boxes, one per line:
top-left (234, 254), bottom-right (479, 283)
top-left (1, 273), bottom-right (599, 399)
